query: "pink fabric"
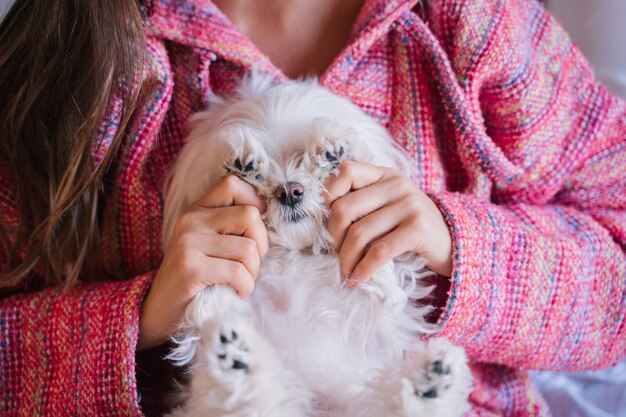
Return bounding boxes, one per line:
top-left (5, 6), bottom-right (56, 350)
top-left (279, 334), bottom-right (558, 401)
top-left (1, 0), bottom-right (625, 415)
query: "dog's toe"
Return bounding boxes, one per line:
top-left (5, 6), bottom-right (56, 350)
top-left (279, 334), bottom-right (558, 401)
top-left (214, 324), bottom-right (252, 374)
top-left (397, 338), bottom-right (473, 417)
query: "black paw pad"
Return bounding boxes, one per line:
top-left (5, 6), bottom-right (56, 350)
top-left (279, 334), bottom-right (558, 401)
top-left (415, 388), bottom-right (438, 399)
top-left (225, 158), bottom-right (260, 180)
top-left (232, 359), bottom-right (249, 371)
top-left (234, 158), bottom-right (255, 173)
top-left (219, 331), bottom-right (239, 345)
top-left (431, 360), bottom-right (450, 375)
top-left (325, 146), bottom-right (344, 164)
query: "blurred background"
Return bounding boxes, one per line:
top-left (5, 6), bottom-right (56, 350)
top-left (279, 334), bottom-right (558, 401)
top-left (545, 0), bottom-right (626, 98)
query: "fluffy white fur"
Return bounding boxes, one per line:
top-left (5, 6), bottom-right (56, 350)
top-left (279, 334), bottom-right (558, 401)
top-left (162, 77), bottom-right (473, 417)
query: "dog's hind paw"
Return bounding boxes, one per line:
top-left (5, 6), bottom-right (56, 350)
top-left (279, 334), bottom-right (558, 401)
top-left (216, 327), bottom-right (251, 373)
top-left (181, 317), bottom-right (311, 417)
top-left (346, 338), bottom-right (472, 417)
top-left (196, 317), bottom-right (258, 382)
top-left (399, 338), bottom-right (472, 417)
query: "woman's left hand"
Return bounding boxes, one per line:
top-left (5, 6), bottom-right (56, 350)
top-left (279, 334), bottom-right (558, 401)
top-left (324, 160), bottom-right (453, 285)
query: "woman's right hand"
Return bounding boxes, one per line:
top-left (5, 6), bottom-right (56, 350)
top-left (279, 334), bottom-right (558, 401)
top-left (138, 176), bottom-right (269, 351)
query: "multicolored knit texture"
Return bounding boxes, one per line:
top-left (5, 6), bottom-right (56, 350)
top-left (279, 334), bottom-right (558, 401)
top-left (1, 0), bottom-right (625, 415)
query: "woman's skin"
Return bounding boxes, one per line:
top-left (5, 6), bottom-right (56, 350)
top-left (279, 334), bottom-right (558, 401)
top-left (138, 0), bottom-right (453, 351)
top-left (212, 0), bottom-right (366, 79)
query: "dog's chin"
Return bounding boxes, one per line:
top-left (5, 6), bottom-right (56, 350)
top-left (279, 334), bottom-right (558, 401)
top-left (267, 216), bottom-right (320, 251)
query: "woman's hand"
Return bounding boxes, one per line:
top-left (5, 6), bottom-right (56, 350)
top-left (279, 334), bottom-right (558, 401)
top-left (324, 161), bottom-right (452, 285)
top-left (138, 176), bottom-right (269, 350)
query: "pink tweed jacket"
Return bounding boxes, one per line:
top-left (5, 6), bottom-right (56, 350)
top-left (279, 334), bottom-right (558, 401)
top-left (1, 0), bottom-right (625, 415)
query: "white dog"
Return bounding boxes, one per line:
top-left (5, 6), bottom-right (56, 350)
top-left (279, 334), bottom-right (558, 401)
top-left (161, 77), bottom-right (473, 417)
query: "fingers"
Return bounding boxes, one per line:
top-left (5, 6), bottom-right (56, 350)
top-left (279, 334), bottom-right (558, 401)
top-left (349, 224), bottom-right (418, 285)
top-left (177, 177), bottom-right (269, 257)
top-left (327, 175), bottom-right (410, 250)
top-left (177, 233), bottom-right (261, 299)
top-left (195, 175), bottom-right (266, 213)
top-left (323, 160), bottom-right (453, 284)
top-left (174, 206), bottom-right (269, 258)
top-left (323, 160), bottom-right (395, 205)
top-left (339, 200), bottom-right (408, 280)
top-left (195, 256), bottom-right (256, 299)
top-left (186, 233), bottom-right (262, 279)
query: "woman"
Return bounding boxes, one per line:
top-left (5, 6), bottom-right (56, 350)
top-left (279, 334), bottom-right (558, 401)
top-left (1, 0), bottom-right (625, 415)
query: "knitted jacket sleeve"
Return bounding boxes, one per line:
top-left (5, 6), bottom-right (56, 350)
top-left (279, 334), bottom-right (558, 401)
top-left (427, 0), bottom-right (626, 371)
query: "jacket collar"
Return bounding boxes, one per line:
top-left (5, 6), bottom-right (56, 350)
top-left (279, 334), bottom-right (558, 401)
top-left (145, 0), bottom-right (419, 86)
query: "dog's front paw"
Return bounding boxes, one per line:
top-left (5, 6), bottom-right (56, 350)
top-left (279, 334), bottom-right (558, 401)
top-left (399, 338), bottom-right (472, 417)
top-left (304, 119), bottom-right (351, 177)
top-left (223, 139), bottom-right (269, 184)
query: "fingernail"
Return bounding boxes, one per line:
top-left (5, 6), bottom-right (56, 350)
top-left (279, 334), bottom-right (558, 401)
top-left (345, 274), bottom-right (360, 288)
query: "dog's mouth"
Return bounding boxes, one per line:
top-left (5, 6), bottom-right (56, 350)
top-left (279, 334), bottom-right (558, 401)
top-left (279, 206), bottom-right (307, 223)
top-left (287, 212), bottom-right (306, 223)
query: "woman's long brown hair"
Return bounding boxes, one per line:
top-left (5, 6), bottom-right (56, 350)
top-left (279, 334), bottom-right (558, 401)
top-left (0, 1), bottom-right (147, 289)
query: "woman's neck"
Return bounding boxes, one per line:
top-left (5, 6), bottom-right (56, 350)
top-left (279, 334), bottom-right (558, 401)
top-left (213, 0), bottom-right (365, 78)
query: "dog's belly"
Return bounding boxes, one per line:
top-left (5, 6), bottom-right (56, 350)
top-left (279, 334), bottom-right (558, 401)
top-left (248, 249), bottom-right (415, 401)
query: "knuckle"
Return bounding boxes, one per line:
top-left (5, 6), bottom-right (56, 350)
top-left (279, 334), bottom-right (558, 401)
top-left (240, 205), bottom-right (261, 224)
top-left (239, 238), bottom-right (258, 258)
top-left (332, 200), bottom-right (351, 223)
top-left (172, 233), bottom-right (195, 254)
top-left (347, 223), bottom-right (367, 244)
top-left (390, 175), bottom-right (409, 190)
top-left (178, 254), bottom-right (199, 278)
top-left (407, 213), bottom-right (425, 230)
top-left (369, 241), bottom-right (391, 261)
top-left (222, 174), bottom-right (240, 189)
top-left (174, 212), bottom-right (196, 233)
top-left (339, 160), bottom-right (357, 177)
top-left (228, 261), bottom-right (247, 279)
top-left (401, 194), bottom-right (421, 212)
top-left (385, 166), bottom-right (400, 176)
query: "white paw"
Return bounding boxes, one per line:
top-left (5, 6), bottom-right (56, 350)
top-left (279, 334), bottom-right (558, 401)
top-left (400, 338), bottom-right (472, 417)
top-left (198, 318), bottom-right (258, 383)
top-left (224, 138), bottom-right (269, 184)
top-left (354, 338), bottom-right (472, 417)
top-left (215, 327), bottom-right (251, 374)
top-left (304, 119), bottom-right (351, 178)
top-left (180, 317), bottom-right (311, 417)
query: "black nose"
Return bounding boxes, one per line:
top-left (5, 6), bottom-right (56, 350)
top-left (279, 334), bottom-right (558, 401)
top-left (275, 182), bottom-right (304, 207)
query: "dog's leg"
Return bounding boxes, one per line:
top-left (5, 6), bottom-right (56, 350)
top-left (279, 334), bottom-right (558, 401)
top-left (348, 338), bottom-right (472, 417)
top-left (168, 316), bottom-right (312, 417)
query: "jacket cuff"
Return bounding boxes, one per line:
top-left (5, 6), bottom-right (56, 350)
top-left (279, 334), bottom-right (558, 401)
top-left (0, 272), bottom-right (154, 416)
top-left (428, 191), bottom-right (505, 346)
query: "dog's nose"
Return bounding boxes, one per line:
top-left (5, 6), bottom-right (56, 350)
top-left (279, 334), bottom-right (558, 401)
top-left (275, 182), bottom-right (304, 207)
